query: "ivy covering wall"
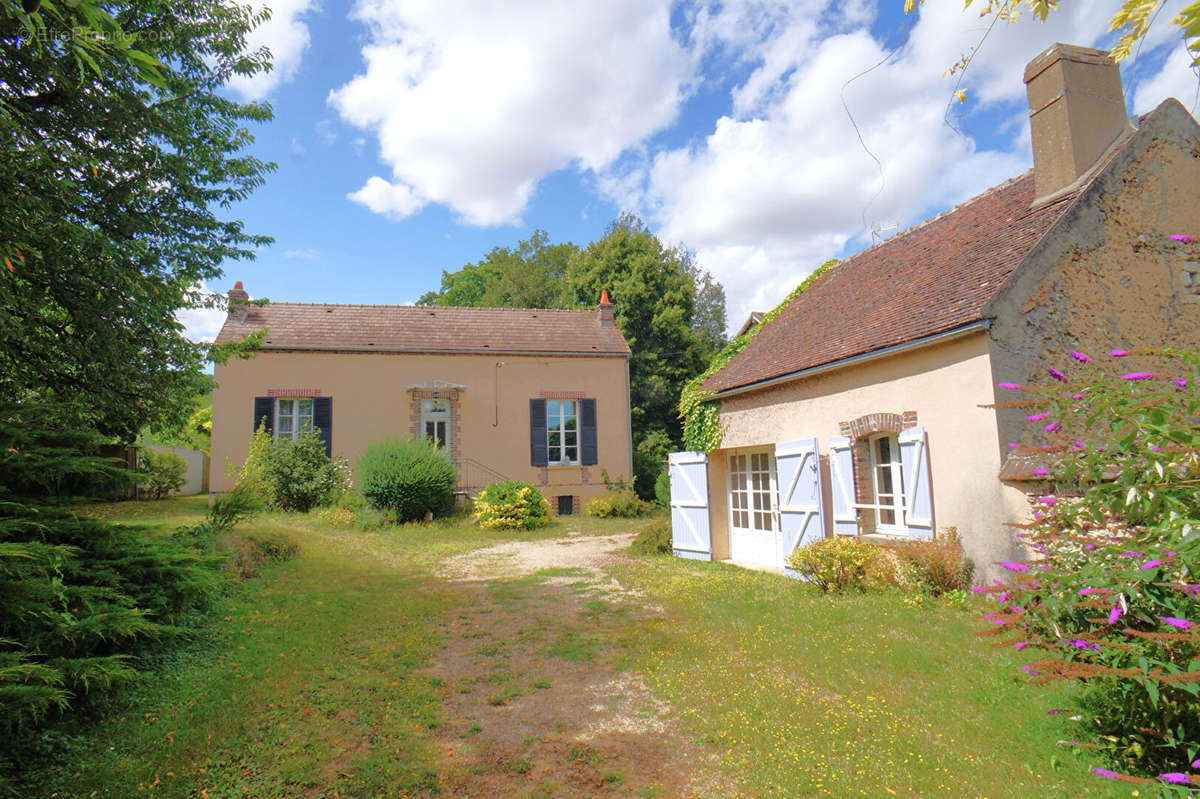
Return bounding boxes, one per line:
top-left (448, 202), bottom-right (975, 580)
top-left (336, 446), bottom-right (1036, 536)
top-left (679, 259), bottom-right (838, 453)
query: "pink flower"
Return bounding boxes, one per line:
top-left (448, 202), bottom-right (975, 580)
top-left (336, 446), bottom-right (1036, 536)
top-left (1068, 639), bottom-right (1100, 651)
top-left (1044, 422), bottom-right (1058, 432)
top-left (1168, 234), bottom-right (1194, 242)
top-left (1000, 561), bottom-right (1029, 573)
top-left (1046, 367), bottom-right (1068, 382)
top-left (1014, 641), bottom-right (1028, 650)
top-left (1035, 495), bottom-right (1057, 505)
top-left (1078, 587), bottom-right (1103, 595)
top-left (1032, 468), bottom-right (1050, 476)
top-left (1110, 349), bottom-right (1130, 357)
top-left (1122, 372), bottom-right (1164, 380)
top-left (1158, 773), bottom-right (1192, 785)
top-left (1026, 412), bottom-right (1049, 421)
top-left (1193, 759), bottom-right (1200, 768)
top-left (998, 382), bottom-right (1027, 391)
top-left (1093, 768), bottom-right (1121, 779)
top-left (1142, 559), bottom-right (1163, 570)
top-left (1021, 665), bottom-right (1040, 675)
top-left (1107, 605), bottom-right (1123, 625)
top-left (1159, 616), bottom-right (1194, 630)
top-left (971, 585), bottom-right (987, 593)
top-left (1174, 378), bottom-right (1188, 388)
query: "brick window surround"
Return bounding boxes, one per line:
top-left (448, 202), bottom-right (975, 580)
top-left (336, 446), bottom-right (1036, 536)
top-left (409, 389), bottom-right (461, 470)
top-left (838, 411), bottom-right (918, 535)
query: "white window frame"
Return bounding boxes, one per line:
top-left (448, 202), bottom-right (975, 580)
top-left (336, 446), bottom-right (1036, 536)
top-left (726, 449), bottom-right (777, 534)
top-left (546, 399), bottom-right (579, 465)
top-left (420, 398), bottom-right (451, 454)
top-left (866, 432), bottom-right (906, 533)
top-left (275, 397), bottom-right (314, 442)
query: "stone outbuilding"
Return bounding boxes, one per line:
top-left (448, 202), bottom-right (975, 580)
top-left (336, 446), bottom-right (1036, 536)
top-left (668, 44), bottom-right (1200, 579)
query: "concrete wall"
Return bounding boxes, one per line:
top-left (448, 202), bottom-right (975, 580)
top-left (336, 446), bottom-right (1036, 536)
top-left (712, 332), bottom-right (1028, 579)
top-left (211, 350), bottom-right (633, 504)
top-left (987, 99), bottom-right (1200, 454)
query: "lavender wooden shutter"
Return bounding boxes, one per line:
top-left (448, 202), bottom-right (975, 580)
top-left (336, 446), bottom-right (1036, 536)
top-left (313, 397), bottom-right (332, 457)
top-left (529, 399), bottom-right (548, 466)
top-left (580, 398), bottom-right (598, 466)
top-left (253, 396), bottom-right (273, 436)
top-left (668, 450), bottom-right (711, 561)
top-left (829, 436), bottom-right (858, 536)
top-left (775, 438), bottom-right (824, 574)
top-left (899, 426), bottom-right (934, 540)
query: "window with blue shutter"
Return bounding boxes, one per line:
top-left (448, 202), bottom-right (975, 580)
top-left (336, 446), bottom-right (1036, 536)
top-left (580, 398), bottom-right (597, 466)
top-left (253, 396), bottom-right (274, 436)
top-left (313, 397), bottom-right (333, 457)
top-left (529, 399), bottom-right (548, 466)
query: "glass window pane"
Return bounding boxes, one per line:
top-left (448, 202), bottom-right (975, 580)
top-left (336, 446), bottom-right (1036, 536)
top-left (566, 446), bottom-right (577, 462)
top-left (564, 431), bottom-right (577, 446)
top-left (298, 398), bottom-right (313, 415)
top-left (881, 509), bottom-right (895, 526)
top-left (278, 417), bottom-right (293, 433)
top-left (277, 399), bottom-right (293, 415)
top-left (548, 431), bottom-right (561, 447)
top-left (878, 466), bottom-right (893, 493)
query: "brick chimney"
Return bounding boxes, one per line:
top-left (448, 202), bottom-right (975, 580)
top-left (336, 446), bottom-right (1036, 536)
top-left (1024, 43), bottom-right (1133, 199)
top-left (227, 280), bottom-right (250, 320)
top-left (597, 290), bottom-right (615, 328)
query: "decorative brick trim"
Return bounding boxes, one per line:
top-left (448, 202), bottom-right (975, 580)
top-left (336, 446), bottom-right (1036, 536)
top-left (267, 388), bottom-right (321, 397)
top-left (845, 412), bottom-right (903, 439)
top-left (901, 410), bottom-right (919, 430)
top-left (572, 495), bottom-right (581, 514)
top-left (411, 389), bottom-right (460, 401)
top-left (838, 421), bottom-right (853, 437)
top-left (409, 390), bottom-right (462, 471)
top-left (539, 390), bottom-right (586, 399)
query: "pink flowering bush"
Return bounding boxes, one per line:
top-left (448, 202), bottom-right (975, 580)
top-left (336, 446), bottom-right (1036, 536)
top-left (984, 347), bottom-right (1200, 785)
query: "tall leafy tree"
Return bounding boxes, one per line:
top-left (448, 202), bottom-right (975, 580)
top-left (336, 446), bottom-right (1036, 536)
top-left (0, 0), bottom-right (274, 440)
top-left (419, 230), bottom-right (578, 309)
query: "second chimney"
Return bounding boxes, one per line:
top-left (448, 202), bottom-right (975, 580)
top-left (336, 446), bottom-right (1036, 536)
top-left (597, 290), bottom-right (615, 328)
top-left (1024, 43), bottom-right (1133, 199)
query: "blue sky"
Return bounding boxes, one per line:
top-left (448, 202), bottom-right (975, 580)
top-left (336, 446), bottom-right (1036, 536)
top-left (180, 0), bottom-right (1200, 342)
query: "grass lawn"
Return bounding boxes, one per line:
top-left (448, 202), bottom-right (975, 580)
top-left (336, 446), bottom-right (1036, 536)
top-left (12, 498), bottom-right (1122, 798)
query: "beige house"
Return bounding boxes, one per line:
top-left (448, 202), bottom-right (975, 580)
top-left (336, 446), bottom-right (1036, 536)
top-left (211, 292), bottom-right (633, 513)
top-left (669, 44), bottom-right (1200, 580)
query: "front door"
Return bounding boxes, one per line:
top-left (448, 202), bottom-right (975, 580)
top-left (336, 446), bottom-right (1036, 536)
top-left (727, 450), bottom-right (779, 567)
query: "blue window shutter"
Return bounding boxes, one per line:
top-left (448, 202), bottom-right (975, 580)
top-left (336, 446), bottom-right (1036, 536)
top-left (314, 397), bottom-right (333, 457)
top-left (530, 399), bottom-right (548, 466)
top-left (580, 398), bottom-right (597, 466)
top-left (253, 396), bottom-right (274, 436)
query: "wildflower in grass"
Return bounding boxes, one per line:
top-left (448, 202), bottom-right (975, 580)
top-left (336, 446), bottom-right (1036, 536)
top-left (1032, 468), bottom-right (1050, 476)
top-left (1108, 605), bottom-right (1123, 625)
top-left (1021, 665), bottom-right (1040, 675)
top-left (998, 382), bottom-right (1027, 390)
top-left (1174, 377), bottom-right (1188, 388)
top-left (1000, 561), bottom-right (1029, 573)
top-left (1093, 768), bottom-right (1122, 779)
top-left (1067, 639), bottom-right (1100, 651)
top-left (1070, 351), bottom-right (1092, 363)
top-left (1168, 234), bottom-right (1193, 242)
top-left (1193, 759), bottom-right (1200, 768)
top-left (1044, 422), bottom-right (1058, 432)
top-left (1141, 559), bottom-right (1163, 570)
top-left (1121, 372), bottom-right (1164, 380)
top-left (1158, 616), bottom-right (1194, 630)
top-left (1110, 349), bottom-right (1130, 356)
top-left (1014, 641), bottom-right (1028, 650)
top-left (1046, 367), bottom-right (1068, 382)
top-left (1026, 412), bottom-right (1049, 421)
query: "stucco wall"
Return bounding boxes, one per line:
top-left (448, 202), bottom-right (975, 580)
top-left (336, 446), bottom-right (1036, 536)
top-left (145, 445), bottom-right (208, 496)
top-left (712, 332), bottom-right (1028, 579)
top-left (987, 100), bottom-right (1200, 453)
top-left (211, 350), bottom-right (632, 502)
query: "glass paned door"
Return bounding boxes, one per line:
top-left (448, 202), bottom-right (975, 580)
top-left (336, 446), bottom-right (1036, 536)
top-left (727, 450), bottom-right (779, 567)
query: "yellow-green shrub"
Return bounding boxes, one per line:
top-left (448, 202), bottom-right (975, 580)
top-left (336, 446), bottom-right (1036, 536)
top-left (786, 537), bottom-right (878, 593)
top-left (474, 481), bottom-right (551, 530)
top-left (585, 489), bottom-right (652, 518)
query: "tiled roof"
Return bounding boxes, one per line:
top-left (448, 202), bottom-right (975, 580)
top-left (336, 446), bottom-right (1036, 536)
top-left (702, 170), bottom-right (1080, 393)
top-left (215, 303), bottom-right (631, 356)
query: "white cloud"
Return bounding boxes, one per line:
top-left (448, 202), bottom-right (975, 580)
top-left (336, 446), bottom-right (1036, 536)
top-left (175, 283), bottom-right (228, 344)
top-left (289, 136), bottom-right (306, 157)
top-left (617, 0), bottom-right (1147, 328)
top-left (1133, 41), bottom-right (1200, 114)
top-left (226, 0), bottom-right (318, 101)
top-left (330, 0), bottom-right (690, 226)
top-left (347, 176), bottom-right (424, 221)
top-left (284, 248), bottom-right (321, 259)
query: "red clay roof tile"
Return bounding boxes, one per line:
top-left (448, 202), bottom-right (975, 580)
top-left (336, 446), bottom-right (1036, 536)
top-left (215, 303), bottom-right (631, 356)
top-left (702, 170), bottom-right (1079, 393)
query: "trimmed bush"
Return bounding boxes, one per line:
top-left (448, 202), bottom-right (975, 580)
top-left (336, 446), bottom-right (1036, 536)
top-left (138, 448), bottom-right (186, 499)
top-left (585, 489), bottom-right (652, 518)
top-left (262, 431), bottom-right (346, 513)
top-left (786, 537), bottom-right (878, 593)
top-left (629, 516), bottom-right (672, 555)
top-left (358, 437), bottom-right (456, 522)
top-left (474, 481), bottom-right (551, 530)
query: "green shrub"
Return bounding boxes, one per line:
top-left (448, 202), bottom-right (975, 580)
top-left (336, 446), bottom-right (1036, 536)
top-left (628, 516), bottom-right (672, 555)
top-left (137, 448), bottom-right (187, 499)
top-left (316, 505), bottom-right (356, 527)
top-left (654, 469), bottom-right (670, 511)
top-left (786, 537), bottom-right (878, 593)
top-left (209, 481), bottom-right (262, 535)
top-left (891, 528), bottom-right (975, 596)
top-left (474, 481), bottom-right (550, 530)
top-left (358, 437), bottom-right (456, 522)
top-left (261, 431), bottom-right (346, 513)
top-left (984, 348), bottom-right (1200, 781)
top-left (585, 489), bottom-right (652, 518)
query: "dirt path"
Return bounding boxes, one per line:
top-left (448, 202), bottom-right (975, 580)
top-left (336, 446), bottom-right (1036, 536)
top-left (427, 532), bottom-right (733, 798)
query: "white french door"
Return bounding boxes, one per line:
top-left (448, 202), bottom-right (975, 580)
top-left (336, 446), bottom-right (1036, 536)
top-left (727, 450), bottom-right (780, 567)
